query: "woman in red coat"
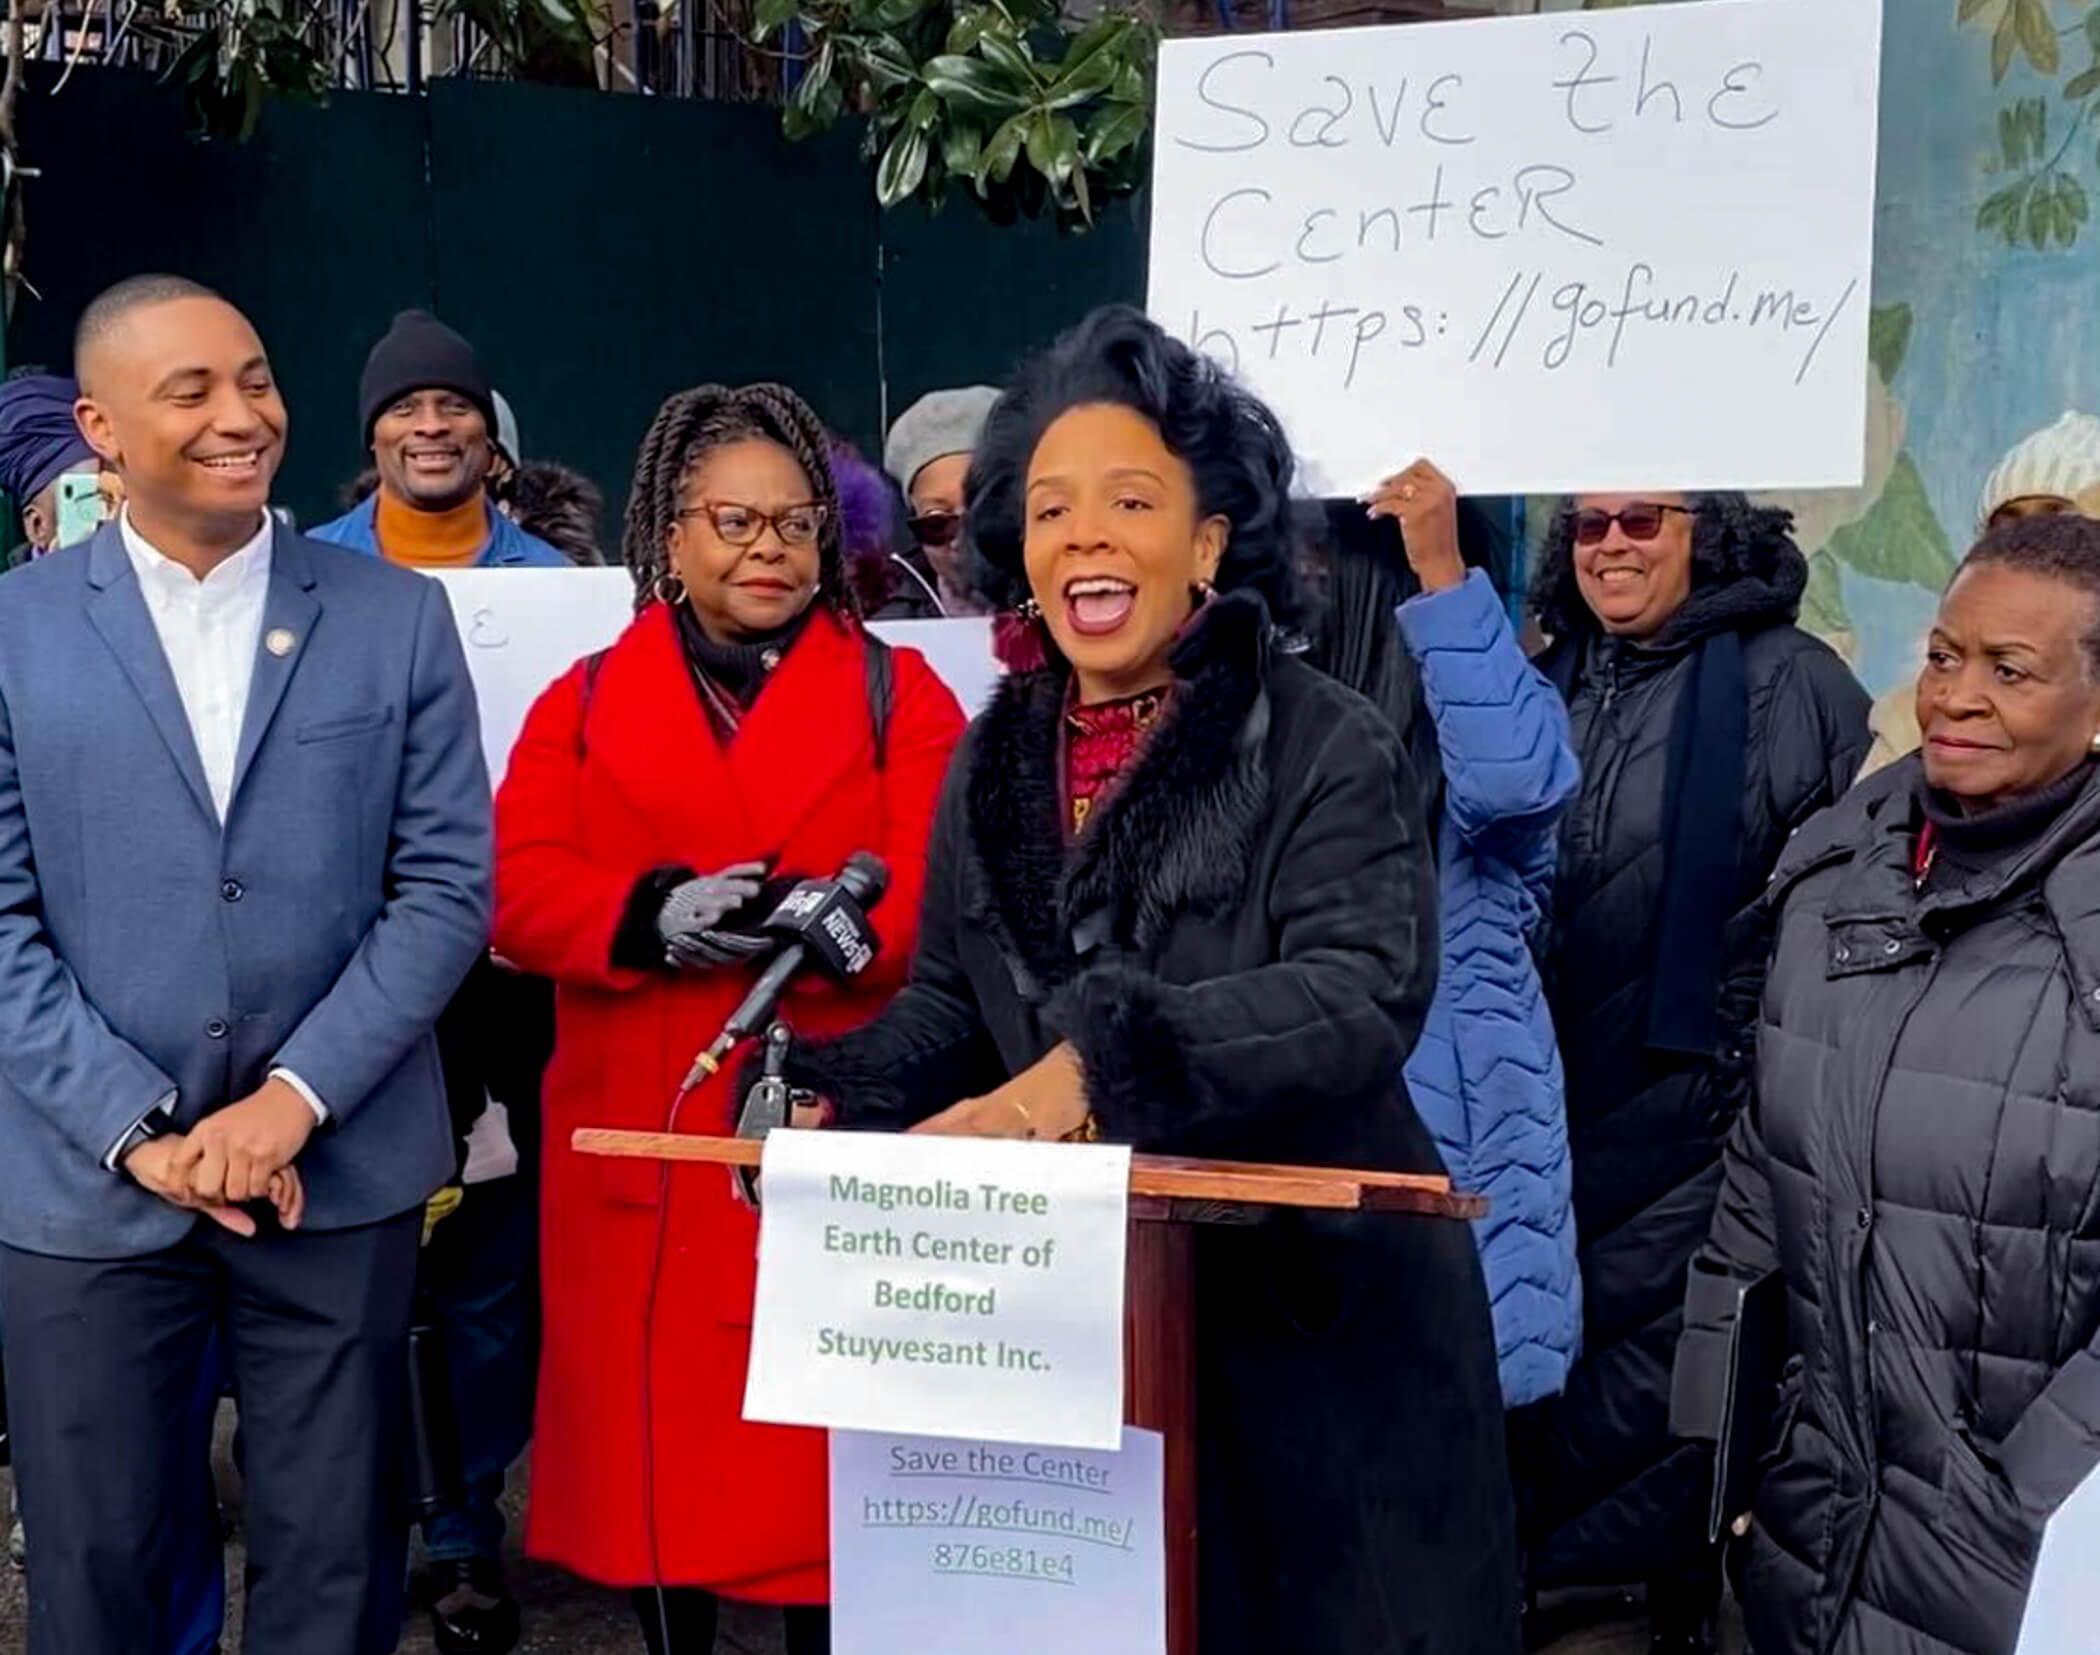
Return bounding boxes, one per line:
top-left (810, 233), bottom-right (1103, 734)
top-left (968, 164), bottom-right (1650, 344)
top-left (492, 383), bottom-right (964, 1655)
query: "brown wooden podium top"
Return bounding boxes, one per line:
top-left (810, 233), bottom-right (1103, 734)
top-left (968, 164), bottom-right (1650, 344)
top-left (571, 1129), bottom-right (1486, 1221)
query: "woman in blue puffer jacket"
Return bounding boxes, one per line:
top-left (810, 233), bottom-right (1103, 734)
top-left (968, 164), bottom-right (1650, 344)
top-left (1368, 458), bottom-right (1583, 1409)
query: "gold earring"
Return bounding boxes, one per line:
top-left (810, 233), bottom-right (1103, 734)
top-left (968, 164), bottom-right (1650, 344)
top-left (2089, 729), bottom-right (2100, 755)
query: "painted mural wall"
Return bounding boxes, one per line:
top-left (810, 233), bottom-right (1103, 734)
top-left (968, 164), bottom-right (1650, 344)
top-left (1761, 0), bottom-right (2100, 751)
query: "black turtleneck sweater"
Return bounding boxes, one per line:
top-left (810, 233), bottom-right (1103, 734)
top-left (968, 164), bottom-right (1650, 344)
top-left (674, 602), bottom-right (813, 740)
top-left (1918, 758), bottom-right (2098, 889)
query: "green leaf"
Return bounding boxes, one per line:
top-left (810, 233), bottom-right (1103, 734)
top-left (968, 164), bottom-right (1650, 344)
top-left (1083, 99), bottom-right (1147, 165)
top-left (1046, 49), bottom-right (1120, 108)
top-left (1993, 8), bottom-right (2016, 84)
top-left (858, 33), bottom-right (918, 91)
top-left (876, 125), bottom-right (930, 206)
top-left (978, 32), bottom-right (1039, 90)
top-left (1977, 178), bottom-right (2027, 237)
top-left (1054, 13), bottom-right (1127, 81)
top-left (2063, 171), bottom-right (2091, 225)
top-left (2026, 96), bottom-right (2047, 156)
top-left (866, 0), bottom-right (926, 30)
top-left (2000, 104), bottom-right (2027, 167)
top-left (2028, 181), bottom-right (2054, 247)
top-left (945, 11), bottom-right (985, 53)
top-left (1826, 452), bottom-right (1956, 592)
top-left (1023, 109), bottom-right (1060, 177)
top-left (1867, 302), bottom-right (1913, 383)
top-left (941, 120), bottom-right (984, 174)
top-left (1800, 549), bottom-right (1853, 643)
top-left (975, 112), bottom-right (1027, 190)
top-left (925, 53), bottom-right (1024, 116)
top-left (2067, 65), bottom-right (2100, 102)
top-left (910, 86), bottom-right (941, 129)
top-left (2014, 0), bottom-right (2059, 75)
top-left (752, 0), bottom-right (800, 35)
top-left (1957, 0), bottom-right (2000, 23)
top-left (2088, 6), bottom-right (2100, 57)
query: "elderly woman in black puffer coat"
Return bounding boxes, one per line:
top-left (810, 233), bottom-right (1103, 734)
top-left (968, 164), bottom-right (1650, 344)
top-left (1674, 513), bottom-right (2100, 1655)
top-left (1512, 493), bottom-right (1869, 1650)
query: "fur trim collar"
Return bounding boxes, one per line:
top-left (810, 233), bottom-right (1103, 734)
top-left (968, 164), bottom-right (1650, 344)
top-left (964, 589), bottom-right (1274, 994)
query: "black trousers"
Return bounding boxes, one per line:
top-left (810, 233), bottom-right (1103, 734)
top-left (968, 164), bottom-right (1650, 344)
top-left (631, 1588), bottom-right (830, 1655)
top-left (0, 1207), bottom-right (423, 1655)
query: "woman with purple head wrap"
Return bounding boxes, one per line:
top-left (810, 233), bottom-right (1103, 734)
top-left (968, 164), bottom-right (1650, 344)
top-left (0, 373), bottom-right (102, 559)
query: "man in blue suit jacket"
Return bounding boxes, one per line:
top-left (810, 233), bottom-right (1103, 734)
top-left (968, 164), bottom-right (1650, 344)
top-left (0, 275), bottom-right (490, 1655)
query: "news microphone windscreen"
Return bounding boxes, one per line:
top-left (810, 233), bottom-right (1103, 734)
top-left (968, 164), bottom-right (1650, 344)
top-left (839, 851), bottom-right (891, 908)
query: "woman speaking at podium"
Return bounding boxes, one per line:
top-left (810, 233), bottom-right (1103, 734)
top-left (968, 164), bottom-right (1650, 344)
top-left (772, 308), bottom-right (1522, 1655)
top-left (492, 383), bottom-right (964, 1654)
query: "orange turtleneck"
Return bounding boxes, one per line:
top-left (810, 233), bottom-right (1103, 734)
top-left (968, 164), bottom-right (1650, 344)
top-left (374, 488), bottom-right (491, 569)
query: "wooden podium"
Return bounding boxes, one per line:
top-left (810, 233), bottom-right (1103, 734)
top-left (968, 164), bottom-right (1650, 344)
top-left (576, 1128), bottom-right (1485, 1655)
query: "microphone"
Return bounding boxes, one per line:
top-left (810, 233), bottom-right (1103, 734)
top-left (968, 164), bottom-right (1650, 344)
top-left (680, 851), bottom-right (890, 1090)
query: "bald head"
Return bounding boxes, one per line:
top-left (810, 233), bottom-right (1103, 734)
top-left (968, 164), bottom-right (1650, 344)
top-left (75, 275), bottom-right (228, 395)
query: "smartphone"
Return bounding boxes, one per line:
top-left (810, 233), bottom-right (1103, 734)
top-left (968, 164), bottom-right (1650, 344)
top-left (54, 471), bottom-right (108, 549)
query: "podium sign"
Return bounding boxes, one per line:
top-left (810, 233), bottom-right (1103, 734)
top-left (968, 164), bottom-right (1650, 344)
top-left (744, 1131), bottom-right (1132, 1449)
top-left (830, 1427), bottom-right (1167, 1655)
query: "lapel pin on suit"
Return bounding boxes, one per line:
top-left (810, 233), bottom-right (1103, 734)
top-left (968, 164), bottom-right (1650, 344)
top-left (266, 628), bottom-right (297, 658)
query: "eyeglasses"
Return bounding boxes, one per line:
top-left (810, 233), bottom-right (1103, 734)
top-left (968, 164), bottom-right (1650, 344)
top-left (1571, 502), bottom-right (1690, 546)
top-left (909, 512), bottom-right (963, 550)
top-left (676, 501), bottom-right (828, 547)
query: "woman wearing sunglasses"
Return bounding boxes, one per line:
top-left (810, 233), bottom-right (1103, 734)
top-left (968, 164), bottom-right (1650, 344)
top-left (1510, 492), bottom-right (1869, 1653)
top-left (491, 383), bottom-right (965, 1654)
top-left (881, 385), bottom-right (998, 617)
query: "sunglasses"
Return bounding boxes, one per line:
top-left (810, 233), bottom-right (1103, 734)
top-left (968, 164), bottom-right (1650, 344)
top-left (1571, 502), bottom-right (1690, 546)
top-left (909, 512), bottom-right (963, 550)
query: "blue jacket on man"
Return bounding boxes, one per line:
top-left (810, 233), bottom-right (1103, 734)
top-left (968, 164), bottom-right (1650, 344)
top-left (1398, 569), bottom-right (1583, 1408)
top-left (0, 522), bottom-right (491, 1259)
top-left (309, 493), bottom-right (568, 568)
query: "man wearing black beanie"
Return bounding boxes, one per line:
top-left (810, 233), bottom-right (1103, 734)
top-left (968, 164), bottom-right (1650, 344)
top-left (318, 310), bottom-right (559, 1655)
top-left (312, 311), bottom-right (565, 569)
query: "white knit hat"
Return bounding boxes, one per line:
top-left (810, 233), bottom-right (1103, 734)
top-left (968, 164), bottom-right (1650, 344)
top-left (885, 387), bottom-right (1000, 493)
top-left (1978, 410), bottom-right (2100, 526)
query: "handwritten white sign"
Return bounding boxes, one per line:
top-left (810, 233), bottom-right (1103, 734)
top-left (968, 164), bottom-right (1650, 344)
top-left (744, 1130), bottom-right (1132, 1449)
top-left (426, 569), bottom-right (1002, 784)
top-left (831, 1427), bottom-right (1166, 1655)
top-left (1147, 0), bottom-right (1885, 496)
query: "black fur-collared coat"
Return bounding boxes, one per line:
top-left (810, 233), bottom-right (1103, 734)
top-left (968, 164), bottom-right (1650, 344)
top-left (781, 591), bottom-right (1521, 1655)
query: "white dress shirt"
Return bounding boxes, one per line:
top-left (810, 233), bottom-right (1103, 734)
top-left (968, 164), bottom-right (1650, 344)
top-left (106, 512), bottom-right (327, 1169)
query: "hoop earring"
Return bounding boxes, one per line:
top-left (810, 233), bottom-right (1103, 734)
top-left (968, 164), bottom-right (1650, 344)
top-left (1191, 579), bottom-right (1217, 605)
top-left (653, 569), bottom-right (687, 608)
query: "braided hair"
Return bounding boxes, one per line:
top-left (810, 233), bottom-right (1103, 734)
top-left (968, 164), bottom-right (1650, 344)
top-left (621, 382), bottom-right (852, 617)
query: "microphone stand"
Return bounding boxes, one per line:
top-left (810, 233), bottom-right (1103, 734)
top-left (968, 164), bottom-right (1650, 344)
top-left (730, 1023), bottom-right (794, 1208)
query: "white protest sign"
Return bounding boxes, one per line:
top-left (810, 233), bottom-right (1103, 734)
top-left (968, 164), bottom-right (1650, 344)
top-left (426, 568), bottom-right (1003, 784)
top-left (831, 1427), bottom-right (1166, 1655)
top-left (744, 1131), bottom-right (1131, 1449)
top-left (1146, 0), bottom-right (1885, 496)
top-left (2015, 1461), bottom-right (2100, 1654)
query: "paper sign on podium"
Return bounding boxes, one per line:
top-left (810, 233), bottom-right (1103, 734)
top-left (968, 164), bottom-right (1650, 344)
top-left (743, 1131), bottom-right (1133, 1449)
top-left (830, 1427), bottom-right (1167, 1655)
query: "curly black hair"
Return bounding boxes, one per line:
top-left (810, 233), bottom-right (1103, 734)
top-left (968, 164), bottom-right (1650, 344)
top-left (1527, 491), bottom-right (1802, 639)
top-left (964, 305), bottom-right (1301, 630)
top-left (620, 382), bottom-right (850, 617)
top-left (1961, 511), bottom-right (2100, 678)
